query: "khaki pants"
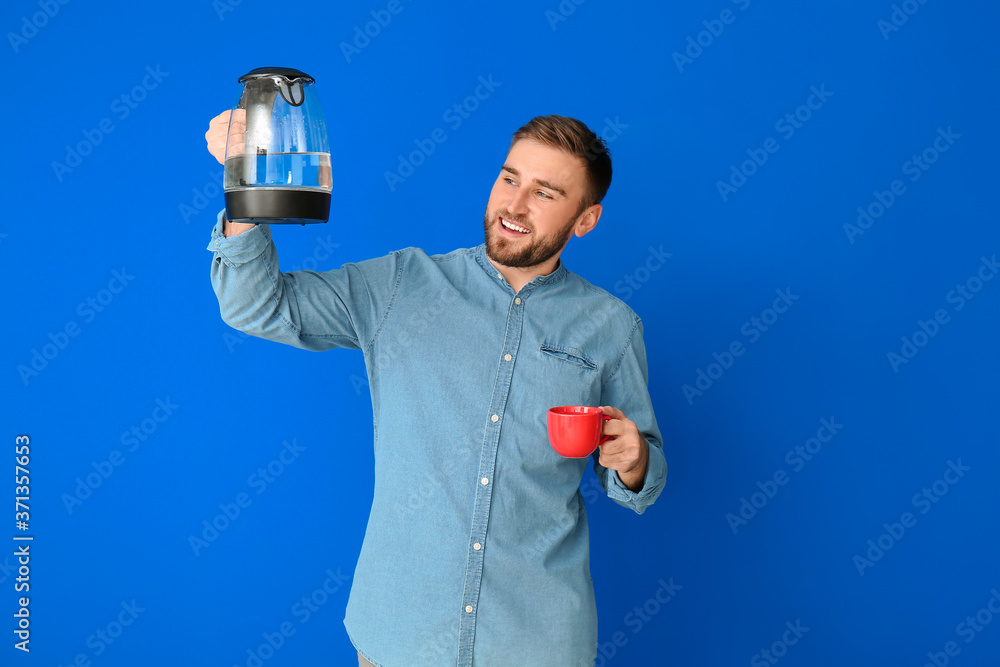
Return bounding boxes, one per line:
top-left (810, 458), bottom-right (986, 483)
top-left (358, 652), bottom-right (376, 666)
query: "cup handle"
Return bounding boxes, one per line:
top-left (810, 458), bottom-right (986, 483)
top-left (598, 415), bottom-right (613, 446)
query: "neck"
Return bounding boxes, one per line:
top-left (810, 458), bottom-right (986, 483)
top-left (486, 254), bottom-right (561, 293)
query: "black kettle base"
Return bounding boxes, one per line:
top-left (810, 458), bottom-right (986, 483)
top-left (225, 189), bottom-right (330, 225)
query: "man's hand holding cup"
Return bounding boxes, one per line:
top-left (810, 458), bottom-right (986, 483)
top-left (546, 404), bottom-right (649, 493)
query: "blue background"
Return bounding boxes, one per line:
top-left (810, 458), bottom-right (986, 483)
top-left (3, 0), bottom-right (999, 665)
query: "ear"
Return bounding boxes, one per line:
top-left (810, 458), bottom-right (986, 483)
top-left (573, 204), bottom-right (603, 238)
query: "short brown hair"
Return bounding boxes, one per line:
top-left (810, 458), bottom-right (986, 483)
top-left (510, 115), bottom-right (613, 214)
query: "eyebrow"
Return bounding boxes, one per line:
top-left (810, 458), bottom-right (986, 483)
top-left (501, 165), bottom-right (567, 197)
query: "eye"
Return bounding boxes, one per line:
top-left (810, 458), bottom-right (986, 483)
top-left (536, 191), bottom-right (552, 199)
top-left (504, 177), bottom-right (517, 186)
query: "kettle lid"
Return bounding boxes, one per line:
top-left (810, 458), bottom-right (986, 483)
top-left (238, 67), bottom-right (315, 84)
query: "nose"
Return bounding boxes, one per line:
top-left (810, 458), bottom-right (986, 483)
top-left (506, 185), bottom-right (530, 217)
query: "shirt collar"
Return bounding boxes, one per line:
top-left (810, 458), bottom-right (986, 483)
top-left (473, 243), bottom-right (568, 290)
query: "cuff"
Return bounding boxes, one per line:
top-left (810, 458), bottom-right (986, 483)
top-left (605, 440), bottom-right (667, 510)
top-left (205, 208), bottom-right (272, 267)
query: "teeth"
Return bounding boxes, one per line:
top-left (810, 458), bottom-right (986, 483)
top-left (501, 218), bottom-right (529, 233)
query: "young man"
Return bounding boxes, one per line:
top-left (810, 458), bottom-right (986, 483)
top-left (205, 113), bottom-right (667, 667)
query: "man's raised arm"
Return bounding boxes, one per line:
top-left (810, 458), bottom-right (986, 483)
top-left (203, 110), bottom-right (402, 353)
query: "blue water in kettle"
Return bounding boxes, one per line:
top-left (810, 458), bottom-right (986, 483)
top-left (224, 152), bottom-right (331, 190)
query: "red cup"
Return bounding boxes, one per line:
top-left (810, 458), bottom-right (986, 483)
top-left (547, 405), bottom-right (612, 458)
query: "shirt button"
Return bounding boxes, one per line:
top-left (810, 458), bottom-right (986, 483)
top-left (496, 272), bottom-right (502, 280)
top-left (504, 353), bottom-right (512, 362)
top-left (514, 297), bottom-right (521, 305)
top-left (491, 414), bottom-right (499, 423)
top-left (465, 605), bottom-right (474, 613)
top-left (473, 543), bottom-right (482, 551)
top-left (481, 477), bottom-right (489, 485)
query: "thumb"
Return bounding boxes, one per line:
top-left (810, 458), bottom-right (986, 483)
top-left (599, 405), bottom-right (624, 419)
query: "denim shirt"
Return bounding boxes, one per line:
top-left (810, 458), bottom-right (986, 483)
top-left (206, 210), bottom-right (667, 667)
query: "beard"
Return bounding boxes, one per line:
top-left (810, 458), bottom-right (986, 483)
top-left (482, 207), bottom-right (578, 269)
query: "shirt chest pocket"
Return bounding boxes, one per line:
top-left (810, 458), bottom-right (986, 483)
top-left (539, 343), bottom-right (598, 371)
top-left (534, 342), bottom-right (602, 408)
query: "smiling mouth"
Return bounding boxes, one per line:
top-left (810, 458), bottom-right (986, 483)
top-left (499, 217), bottom-right (530, 234)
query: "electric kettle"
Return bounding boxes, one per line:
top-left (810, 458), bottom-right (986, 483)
top-left (224, 67), bottom-right (331, 224)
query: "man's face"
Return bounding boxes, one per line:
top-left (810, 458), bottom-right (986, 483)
top-left (483, 139), bottom-right (590, 269)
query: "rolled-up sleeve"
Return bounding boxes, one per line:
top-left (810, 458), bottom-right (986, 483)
top-left (206, 209), bottom-right (404, 352)
top-left (593, 318), bottom-right (667, 515)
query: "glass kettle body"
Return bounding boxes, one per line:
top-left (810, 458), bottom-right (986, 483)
top-left (224, 67), bottom-right (331, 224)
